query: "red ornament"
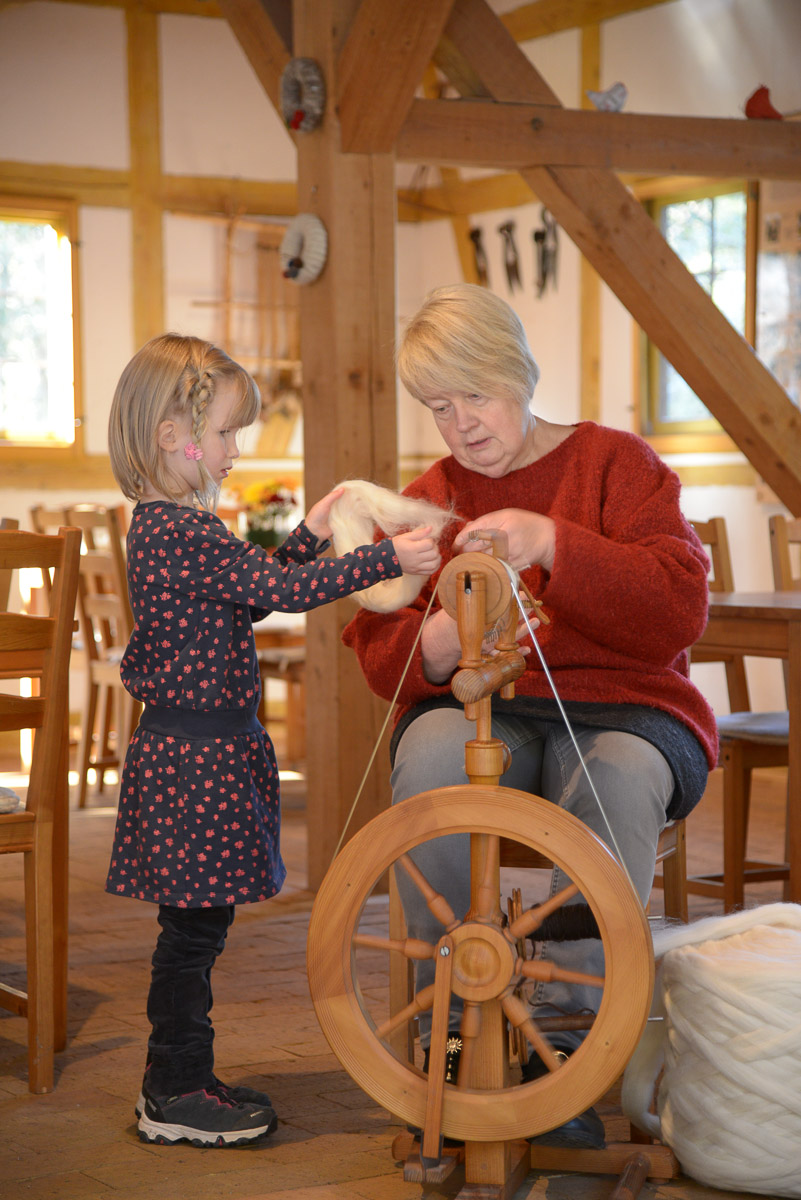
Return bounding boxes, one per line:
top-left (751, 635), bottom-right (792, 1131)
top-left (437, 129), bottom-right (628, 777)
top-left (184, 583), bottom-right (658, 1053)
top-left (744, 85), bottom-right (783, 120)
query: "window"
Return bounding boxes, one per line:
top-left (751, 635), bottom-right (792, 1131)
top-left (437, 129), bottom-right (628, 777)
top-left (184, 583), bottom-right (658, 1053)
top-left (0, 198), bottom-right (78, 446)
top-left (643, 184), bottom-right (748, 437)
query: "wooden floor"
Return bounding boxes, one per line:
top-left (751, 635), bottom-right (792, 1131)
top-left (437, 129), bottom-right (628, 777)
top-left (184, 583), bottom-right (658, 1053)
top-left (0, 750), bottom-right (788, 1200)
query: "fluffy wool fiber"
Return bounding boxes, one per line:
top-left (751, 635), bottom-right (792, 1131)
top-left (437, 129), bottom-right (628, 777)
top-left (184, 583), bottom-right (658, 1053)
top-left (328, 479), bottom-right (453, 612)
top-left (622, 903), bottom-right (801, 1197)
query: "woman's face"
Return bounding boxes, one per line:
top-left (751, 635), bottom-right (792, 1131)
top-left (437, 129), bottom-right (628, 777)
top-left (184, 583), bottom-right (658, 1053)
top-left (423, 390), bottom-right (536, 478)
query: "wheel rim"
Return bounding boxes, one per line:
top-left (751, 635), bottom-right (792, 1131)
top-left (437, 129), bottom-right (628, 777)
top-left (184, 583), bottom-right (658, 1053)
top-left (307, 784), bottom-right (653, 1143)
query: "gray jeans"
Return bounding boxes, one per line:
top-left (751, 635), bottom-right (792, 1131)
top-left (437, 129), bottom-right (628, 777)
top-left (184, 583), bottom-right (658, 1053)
top-left (390, 707), bottom-right (673, 1048)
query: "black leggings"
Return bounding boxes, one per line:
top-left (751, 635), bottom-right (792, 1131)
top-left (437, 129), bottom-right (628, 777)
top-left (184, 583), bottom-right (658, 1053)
top-left (145, 904), bottom-right (236, 1096)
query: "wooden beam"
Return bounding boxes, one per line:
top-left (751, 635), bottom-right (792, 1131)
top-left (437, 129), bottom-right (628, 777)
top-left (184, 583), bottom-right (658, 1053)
top-left (126, 6), bottom-right (165, 345)
top-left (398, 171), bottom-right (536, 220)
top-left (294, 0), bottom-right (397, 888)
top-left (337, 0), bottom-right (456, 153)
top-left (439, 0), bottom-right (801, 513)
top-left (216, 0), bottom-right (291, 114)
top-left (398, 99), bottom-right (801, 180)
top-left (501, 0), bottom-right (677, 40)
top-left (161, 175), bottom-right (298, 216)
top-left (579, 24), bottom-right (601, 423)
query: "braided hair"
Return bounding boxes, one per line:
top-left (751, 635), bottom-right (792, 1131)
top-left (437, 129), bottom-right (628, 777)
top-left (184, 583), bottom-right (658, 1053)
top-left (109, 333), bottom-right (260, 508)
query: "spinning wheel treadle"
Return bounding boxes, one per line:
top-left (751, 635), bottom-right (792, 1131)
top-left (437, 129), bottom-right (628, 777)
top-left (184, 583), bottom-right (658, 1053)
top-left (307, 783), bottom-right (653, 1145)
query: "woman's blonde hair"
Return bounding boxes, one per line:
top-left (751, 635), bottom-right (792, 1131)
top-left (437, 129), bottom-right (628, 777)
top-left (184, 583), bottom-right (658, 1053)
top-left (108, 333), bottom-right (260, 508)
top-left (397, 283), bottom-right (540, 409)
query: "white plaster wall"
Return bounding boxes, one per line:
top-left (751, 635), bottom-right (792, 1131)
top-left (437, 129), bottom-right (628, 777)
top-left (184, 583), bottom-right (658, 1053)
top-left (160, 15), bottom-right (296, 180)
top-left (79, 208), bottom-right (134, 454)
top-left (602, 0), bottom-right (801, 117)
top-left (0, 2), bottom-right (127, 168)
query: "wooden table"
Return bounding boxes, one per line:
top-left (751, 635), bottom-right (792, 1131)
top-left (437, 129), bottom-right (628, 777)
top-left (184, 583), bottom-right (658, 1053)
top-left (252, 621), bottom-right (306, 767)
top-left (695, 591), bottom-right (801, 901)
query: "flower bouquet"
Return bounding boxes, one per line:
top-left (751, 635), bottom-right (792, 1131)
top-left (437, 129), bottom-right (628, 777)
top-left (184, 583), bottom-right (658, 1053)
top-left (235, 478), bottom-right (300, 549)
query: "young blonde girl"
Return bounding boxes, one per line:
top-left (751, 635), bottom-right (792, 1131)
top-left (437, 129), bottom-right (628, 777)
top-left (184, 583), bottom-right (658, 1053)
top-left (106, 333), bottom-right (440, 1148)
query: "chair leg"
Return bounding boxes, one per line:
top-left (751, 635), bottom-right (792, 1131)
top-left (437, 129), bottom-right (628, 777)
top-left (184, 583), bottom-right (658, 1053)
top-left (25, 831), bottom-right (55, 1093)
top-left (53, 730), bottom-right (69, 1050)
top-left (76, 677), bottom-right (99, 809)
top-left (97, 684), bottom-right (114, 794)
top-left (721, 742), bottom-right (749, 912)
top-left (660, 821), bottom-right (688, 923)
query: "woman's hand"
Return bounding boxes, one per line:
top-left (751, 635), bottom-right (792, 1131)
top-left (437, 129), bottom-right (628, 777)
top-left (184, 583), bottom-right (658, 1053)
top-left (304, 486), bottom-right (345, 543)
top-left (393, 525), bottom-right (442, 577)
top-left (453, 508), bottom-right (556, 573)
top-left (420, 600), bottom-right (536, 685)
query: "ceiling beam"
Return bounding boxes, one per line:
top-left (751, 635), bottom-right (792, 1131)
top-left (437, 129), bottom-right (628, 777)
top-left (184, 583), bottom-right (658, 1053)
top-left (439, 0), bottom-right (801, 513)
top-left (398, 98), bottom-right (801, 179)
top-left (337, 0), bottom-right (456, 153)
top-left (501, 0), bottom-right (677, 40)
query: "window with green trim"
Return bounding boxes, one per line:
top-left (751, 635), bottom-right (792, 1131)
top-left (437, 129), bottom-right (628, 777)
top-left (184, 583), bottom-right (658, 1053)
top-left (0, 200), bottom-right (77, 446)
top-left (643, 185), bottom-right (748, 436)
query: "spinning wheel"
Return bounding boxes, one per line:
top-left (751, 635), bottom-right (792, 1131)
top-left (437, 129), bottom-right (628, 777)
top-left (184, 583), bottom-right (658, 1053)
top-left (307, 784), bottom-right (653, 1143)
top-left (307, 531), bottom-right (664, 1193)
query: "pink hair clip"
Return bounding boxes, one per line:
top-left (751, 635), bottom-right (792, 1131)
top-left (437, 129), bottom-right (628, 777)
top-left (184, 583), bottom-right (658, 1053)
top-left (184, 442), bottom-right (203, 461)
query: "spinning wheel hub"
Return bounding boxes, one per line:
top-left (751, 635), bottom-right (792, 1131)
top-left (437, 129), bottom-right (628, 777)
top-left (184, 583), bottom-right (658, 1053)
top-left (450, 921), bottom-right (515, 1003)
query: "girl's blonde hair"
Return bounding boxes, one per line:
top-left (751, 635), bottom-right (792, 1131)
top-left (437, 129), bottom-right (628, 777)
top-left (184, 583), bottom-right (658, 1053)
top-left (108, 333), bottom-right (260, 508)
top-left (397, 283), bottom-right (540, 409)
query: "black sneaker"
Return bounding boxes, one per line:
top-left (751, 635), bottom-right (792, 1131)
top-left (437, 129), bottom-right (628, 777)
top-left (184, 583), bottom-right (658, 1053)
top-left (134, 1076), bottom-right (273, 1120)
top-left (137, 1083), bottom-right (278, 1146)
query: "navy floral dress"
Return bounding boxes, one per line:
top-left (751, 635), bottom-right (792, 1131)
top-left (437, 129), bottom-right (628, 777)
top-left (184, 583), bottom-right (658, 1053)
top-left (106, 501), bottom-right (401, 908)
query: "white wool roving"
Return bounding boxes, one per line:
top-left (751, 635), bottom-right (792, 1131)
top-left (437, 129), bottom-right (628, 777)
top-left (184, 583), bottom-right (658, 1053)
top-left (328, 479), bottom-right (453, 612)
top-left (622, 903), bottom-right (801, 1197)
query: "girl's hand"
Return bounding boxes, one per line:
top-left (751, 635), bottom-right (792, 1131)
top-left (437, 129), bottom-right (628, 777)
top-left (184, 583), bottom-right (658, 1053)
top-left (393, 525), bottom-right (442, 577)
top-left (453, 508), bottom-right (556, 573)
top-left (304, 486), bottom-right (345, 542)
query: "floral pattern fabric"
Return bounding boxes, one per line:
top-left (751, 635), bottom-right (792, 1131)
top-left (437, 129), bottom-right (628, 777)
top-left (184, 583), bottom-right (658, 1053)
top-left (106, 501), bottom-right (401, 907)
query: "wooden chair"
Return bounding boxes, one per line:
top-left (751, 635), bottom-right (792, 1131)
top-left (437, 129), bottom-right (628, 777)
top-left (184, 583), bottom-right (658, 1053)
top-left (768, 513), bottom-right (800, 889)
top-left (0, 516), bottom-right (20, 608)
top-left (29, 506), bottom-right (71, 598)
top-left (687, 516), bottom-right (789, 910)
top-left (0, 526), bottom-right (82, 1092)
top-left (66, 504), bottom-right (137, 808)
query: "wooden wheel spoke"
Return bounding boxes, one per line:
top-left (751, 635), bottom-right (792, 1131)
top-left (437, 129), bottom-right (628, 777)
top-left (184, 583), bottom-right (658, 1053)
top-left (508, 880), bottom-right (580, 940)
top-left (473, 833), bottom-right (500, 922)
top-left (353, 932), bottom-right (436, 960)
top-left (398, 852), bottom-right (459, 931)
top-left (374, 982), bottom-right (435, 1041)
top-left (501, 992), bottom-right (564, 1073)
top-left (519, 960), bottom-right (605, 989)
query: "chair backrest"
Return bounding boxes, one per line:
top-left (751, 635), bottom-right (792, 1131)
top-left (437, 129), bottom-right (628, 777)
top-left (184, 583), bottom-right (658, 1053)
top-left (29, 506), bottom-right (71, 597)
top-left (0, 528), bottom-right (82, 814)
top-left (66, 505), bottom-right (132, 665)
top-left (690, 516), bottom-right (750, 711)
top-left (0, 517), bottom-right (19, 609)
top-left (769, 513), bottom-right (801, 592)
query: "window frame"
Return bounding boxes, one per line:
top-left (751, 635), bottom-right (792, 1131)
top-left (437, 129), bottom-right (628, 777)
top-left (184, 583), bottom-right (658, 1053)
top-left (0, 193), bottom-right (85, 467)
top-left (634, 177), bottom-right (758, 457)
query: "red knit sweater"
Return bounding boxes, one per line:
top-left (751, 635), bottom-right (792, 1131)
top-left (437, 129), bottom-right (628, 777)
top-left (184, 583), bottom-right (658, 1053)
top-left (342, 421), bottom-right (718, 770)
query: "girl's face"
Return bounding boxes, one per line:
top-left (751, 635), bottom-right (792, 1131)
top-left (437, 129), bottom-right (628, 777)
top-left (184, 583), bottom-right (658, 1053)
top-left (155, 377), bottom-right (244, 503)
top-left (423, 390), bottom-right (536, 478)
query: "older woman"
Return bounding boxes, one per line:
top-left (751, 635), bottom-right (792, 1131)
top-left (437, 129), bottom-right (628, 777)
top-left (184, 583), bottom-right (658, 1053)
top-left (342, 283), bottom-right (717, 1148)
